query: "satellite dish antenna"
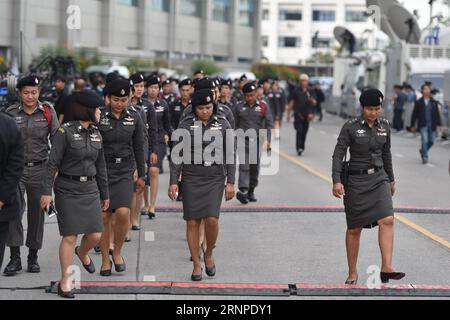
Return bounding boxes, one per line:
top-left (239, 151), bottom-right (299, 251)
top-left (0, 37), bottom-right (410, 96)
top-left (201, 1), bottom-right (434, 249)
top-left (366, 0), bottom-right (399, 15)
top-left (380, 15), bottom-right (400, 43)
top-left (387, 4), bottom-right (421, 44)
top-left (334, 27), bottom-right (356, 55)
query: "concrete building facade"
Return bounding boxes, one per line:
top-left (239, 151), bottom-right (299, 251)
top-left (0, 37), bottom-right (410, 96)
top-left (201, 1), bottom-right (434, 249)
top-left (261, 0), bottom-right (388, 65)
top-left (0, 0), bottom-right (262, 72)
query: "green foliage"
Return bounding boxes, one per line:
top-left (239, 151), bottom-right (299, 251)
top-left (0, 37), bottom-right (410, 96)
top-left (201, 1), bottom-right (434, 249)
top-left (251, 63), bottom-right (301, 81)
top-left (191, 60), bottom-right (223, 75)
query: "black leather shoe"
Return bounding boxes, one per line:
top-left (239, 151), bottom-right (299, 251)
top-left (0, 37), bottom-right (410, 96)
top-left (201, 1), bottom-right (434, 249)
top-left (112, 255), bottom-right (126, 273)
top-left (247, 192), bottom-right (257, 202)
top-left (236, 191), bottom-right (249, 205)
top-left (58, 283), bottom-right (75, 299)
top-left (380, 272), bottom-right (406, 283)
top-left (191, 269), bottom-right (203, 282)
top-left (148, 211), bottom-right (156, 219)
top-left (125, 237), bottom-right (131, 243)
top-left (75, 246), bottom-right (95, 274)
top-left (27, 257), bottom-right (40, 273)
top-left (131, 225), bottom-right (141, 231)
top-left (204, 256), bottom-right (216, 277)
top-left (100, 260), bottom-right (112, 277)
top-left (297, 149), bottom-right (304, 156)
top-left (3, 257), bottom-right (22, 276)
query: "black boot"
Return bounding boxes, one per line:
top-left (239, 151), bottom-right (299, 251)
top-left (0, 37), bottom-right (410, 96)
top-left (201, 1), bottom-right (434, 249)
top-left (247, 188), bottom-right (257, 202)
top-left (3, 247), bottom-right (22, 276)
top-left (27, 249), bottom-right (40, 273)
top-left (236, 189), bottom-right (249, 205)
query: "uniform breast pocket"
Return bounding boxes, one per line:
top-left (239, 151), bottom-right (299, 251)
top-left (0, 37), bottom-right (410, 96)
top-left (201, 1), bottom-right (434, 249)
top-left (90, 140), bottom-right (102, 150)
top-left (34, 120), bottom-right (49, 136)
top-left (375, 134), bottom-right (387, 145)
top-left (354, 136), bottom-right (370, 145)
top-left (69, 140), bottom-right (85, 151)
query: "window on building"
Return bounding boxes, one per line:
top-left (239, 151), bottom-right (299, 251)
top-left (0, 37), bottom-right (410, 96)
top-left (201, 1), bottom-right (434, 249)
top-left (151, 0), bottom-right (170, 12)
top-left (262, 9), bottom-right (270, 20)
top-left (312, 37), bottom-right (332, 48)
top-left (116, 0), bottom-right (139, 6)
top-left (346, 10), bottom-right (368, 22)
top-left (212, 0), bottom-right (231, 22)
top-left (213, 55), bottom-right (229, 62)
top-left (279, 36), bottom-right (301, 48)
top-left (238, 57), bottom-right (253, 63)
top-left (312, 10), bottom-right (336, 22)
top-left (279, 9), bottom-right (302, 21)
top-left (181, 0), bottom-right (202, 17)
top-left (262, 36), bottom-right (269, 47)
top-left (239, 0), bottom-right (255, 27)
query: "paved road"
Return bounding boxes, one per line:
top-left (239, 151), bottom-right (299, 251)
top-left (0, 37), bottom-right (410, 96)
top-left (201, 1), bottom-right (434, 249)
top-left (1, 113), bottom-right (449, 300)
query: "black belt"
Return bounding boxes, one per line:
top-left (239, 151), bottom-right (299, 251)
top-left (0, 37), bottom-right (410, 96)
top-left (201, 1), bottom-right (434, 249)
top-left (25, 160), bottom-right (46, 167)
top-left (348, 167), bottom-right (383, 175)
top-left (186, 162), bottom-right (220, 167)
top-left (105, 155), bottom-right (133, 164)
top-left (59, 173), bottom-right (96, 182)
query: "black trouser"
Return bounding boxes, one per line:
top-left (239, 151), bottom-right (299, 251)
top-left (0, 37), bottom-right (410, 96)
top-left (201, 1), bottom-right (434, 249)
top-left (393, 109), bottom-right (404, 131)
top-left (295, 118), bottom-right (310, 151)
top-left (0, 221), bottom-right (9, 270)
top-left (316, 104), bottom-right (323, 121)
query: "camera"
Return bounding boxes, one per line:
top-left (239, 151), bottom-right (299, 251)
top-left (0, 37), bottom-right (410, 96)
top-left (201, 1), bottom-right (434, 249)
top-left (43, 203), bottom-right (58, 218)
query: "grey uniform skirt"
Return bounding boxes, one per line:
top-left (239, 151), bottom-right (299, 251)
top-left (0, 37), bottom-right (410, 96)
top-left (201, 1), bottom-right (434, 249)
top-left (181, 165), bottom-right (226, 221)
top-left (54, 176), bottom-right (103, 237)
top-left (107, 163), bottom-right (134, 212)
top-left (343, 169), bottom-right (394, 230)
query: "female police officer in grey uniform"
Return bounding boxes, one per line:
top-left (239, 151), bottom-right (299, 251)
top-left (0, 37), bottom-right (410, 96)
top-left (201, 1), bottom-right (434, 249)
top-left (169, 89), bottom-right (236, 281)
top-left (97, 79), bottom-right (146, 277)
top-left (40, 90), bottom-right (109, 298)
top-left (332, 88), bottom-right (405, 285)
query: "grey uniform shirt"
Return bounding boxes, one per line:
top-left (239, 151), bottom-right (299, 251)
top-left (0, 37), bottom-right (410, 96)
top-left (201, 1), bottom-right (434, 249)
top-left (98, 107), bottom-right (146, 179)
top-left (233, 100), bottom-right (274, 143)
top-left (42, 121), bottom-right (109, 200)
top-left (6, 102), bottom-right (59, 163)
top-left (170, 115), bottom-right (236, 186)
top-left (332, 117), bottom-right (394, 184)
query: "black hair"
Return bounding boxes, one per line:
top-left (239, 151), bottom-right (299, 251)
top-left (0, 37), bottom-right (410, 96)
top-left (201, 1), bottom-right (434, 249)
top-left (70, 103), bottom-right (97, 123)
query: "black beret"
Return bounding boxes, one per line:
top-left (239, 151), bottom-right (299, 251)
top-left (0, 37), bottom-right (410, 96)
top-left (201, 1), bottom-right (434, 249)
top-left (191, 89), bottom-right (215, 108)
top-left (359, 88), bottom-right (384, 107)
top-left (162, 79), bottom-right (172, 86)
top-left (239, 74), bottom-right (248, 81)
top-left (105, 79), bottom-right (132, 97)
top-left (146, 75), bottom-right (161, 87)
top-left (194, 78), bottom-right (216, 92)
top-left (194, 69), bottom-right (205, 76)
top-left (17, 75), bottom-right (40, 90)
top-left (74, 90), bottom-right (105, 109)
top-left (105, 72), bottom-right (122, 84)
top-left (179, 78), bottom-right (193, 88)
top-left (221, 79), bottom-right (232, 87)
top-left (243, 82), bottom-right (257, 94)
top-left (130, 73), bottom-right (145, 85)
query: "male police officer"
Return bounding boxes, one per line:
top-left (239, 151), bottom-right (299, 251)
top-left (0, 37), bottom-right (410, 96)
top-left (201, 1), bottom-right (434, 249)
top-left (232, 74), bottom-right (249, 104)
top-left (0, 113), bottom-right (24, 270)
top-left (4, 75), bottom-right (59, 276)
top-left (234, 82), bottom-right (273, 204)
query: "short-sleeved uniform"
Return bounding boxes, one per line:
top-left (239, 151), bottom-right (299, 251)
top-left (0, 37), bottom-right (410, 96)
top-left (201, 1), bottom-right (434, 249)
top-left (42, 122), bottom-right (109, 236)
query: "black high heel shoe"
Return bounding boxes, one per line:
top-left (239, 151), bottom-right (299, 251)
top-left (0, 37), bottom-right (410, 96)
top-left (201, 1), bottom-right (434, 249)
top-left (112, 254), bottom-right (126, 273)
top-left (57, 283), bottom-right (75, 299)
top-left (380, 272), bottom-right (406, 283)
top-left (345, 277), bottom-right (358, 285)
top-left (191, 268), bottom-right (203, 282)
top-left (75, 246), bottom-right (95, 274)
top-left (100, 260), bottom-right (112, 277)
top-left (204, 255), bottom-right (216, 277)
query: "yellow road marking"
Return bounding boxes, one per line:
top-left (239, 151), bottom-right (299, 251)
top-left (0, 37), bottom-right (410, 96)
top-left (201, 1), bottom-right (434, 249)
top-left (274, 148), bottom-right (450, 250)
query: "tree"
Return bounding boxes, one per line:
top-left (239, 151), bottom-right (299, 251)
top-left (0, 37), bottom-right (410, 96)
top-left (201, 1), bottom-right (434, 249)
top-left (251, 63), bottom-right (301, 81)
top-left (191, 60), bottom-right (223, 75)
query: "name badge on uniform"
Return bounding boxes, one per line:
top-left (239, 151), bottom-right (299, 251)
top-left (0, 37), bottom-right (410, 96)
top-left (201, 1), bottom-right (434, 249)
top-left (255, 106), bottom-right (262, 113)
top-left (15, 117), bottom-right (24, 124)
top-left (73, 133), bottom-right (82, 141)
top-left (174, 106), bottom-right (181, 112)
top-left (100, 118), bottom-right (110, 126)
top-left (210, 122), bottom-right (222, 131)
top-left (123, 121), bottom-right (134, 126)
top-left (90, 134), bottom-right (101, 142)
